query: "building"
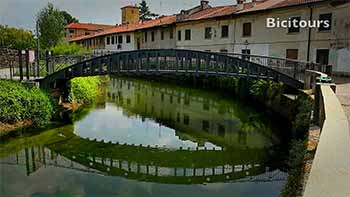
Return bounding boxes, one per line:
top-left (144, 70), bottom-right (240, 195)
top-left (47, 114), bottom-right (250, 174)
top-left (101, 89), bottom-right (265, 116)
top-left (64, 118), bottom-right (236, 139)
top-left (65, 23), bottom-right (115, 40)
top-left (121, 5), bottom-right (140, 25)
top-left (68, 0), bottom-right (350, 74)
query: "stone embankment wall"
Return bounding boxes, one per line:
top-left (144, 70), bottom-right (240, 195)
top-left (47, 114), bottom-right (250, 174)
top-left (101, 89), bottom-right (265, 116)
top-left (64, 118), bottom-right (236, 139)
top-left (0, 48), bottom-right (20, 69)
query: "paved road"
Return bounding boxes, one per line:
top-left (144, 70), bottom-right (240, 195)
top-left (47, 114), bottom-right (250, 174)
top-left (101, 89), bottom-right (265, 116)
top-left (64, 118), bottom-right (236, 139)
top-left (334, 76), bottom-right (350, 123)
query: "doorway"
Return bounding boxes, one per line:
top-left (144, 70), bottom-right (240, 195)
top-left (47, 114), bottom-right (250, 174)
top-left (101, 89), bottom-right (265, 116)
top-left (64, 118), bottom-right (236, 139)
top-left (316, 49), bottom-right (329, 65)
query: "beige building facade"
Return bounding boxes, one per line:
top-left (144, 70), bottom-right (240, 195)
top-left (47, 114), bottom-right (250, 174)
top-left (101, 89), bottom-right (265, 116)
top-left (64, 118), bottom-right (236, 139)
top-left (69, 0), bottom-right (350, 74)
top-left (175, 0), bottom-right (350, 73)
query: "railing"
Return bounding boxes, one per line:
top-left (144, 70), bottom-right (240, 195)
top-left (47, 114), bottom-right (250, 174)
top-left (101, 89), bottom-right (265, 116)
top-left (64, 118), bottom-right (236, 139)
top-left (303, 84), bottom-right (350, 197)
top-left (219, 52), bottom-right (330, 83)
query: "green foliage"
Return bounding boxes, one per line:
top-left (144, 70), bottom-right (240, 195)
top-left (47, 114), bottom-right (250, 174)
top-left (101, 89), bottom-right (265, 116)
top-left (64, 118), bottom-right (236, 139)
top-left (250, 80), bottom-right (284, 107)
top-left (60, 10), bottom-right (79, 26)
top-left (280, 139), bottom-right (307, 197)
top-left (0, 80), bottom-right (54, 126)
top-left (293, 94), bottom-right (313, 135)
top-left (139, 0), bottom-right (159, 21)
top-left (0, 25), bottom-right (35, 49)
top-left (50, 42), bottom-right (90, 55)
top-left (69, 77), bottom-right (101, 104)
top-left (36, 3), bottom-right (65, 49)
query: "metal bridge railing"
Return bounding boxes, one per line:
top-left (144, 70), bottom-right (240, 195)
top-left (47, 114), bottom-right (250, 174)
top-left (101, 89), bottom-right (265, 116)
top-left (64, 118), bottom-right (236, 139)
top-left (218, 52), bottom-right (331, 82)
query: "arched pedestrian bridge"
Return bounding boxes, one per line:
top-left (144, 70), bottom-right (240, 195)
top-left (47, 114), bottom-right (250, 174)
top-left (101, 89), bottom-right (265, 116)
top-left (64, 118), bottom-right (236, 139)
top-left (39, 49), bottom-right (315, 90)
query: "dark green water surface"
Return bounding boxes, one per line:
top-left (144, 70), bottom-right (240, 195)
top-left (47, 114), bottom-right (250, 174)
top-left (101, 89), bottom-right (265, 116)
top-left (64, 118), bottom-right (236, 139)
top-left (0, 76), bottom-right (289, 197)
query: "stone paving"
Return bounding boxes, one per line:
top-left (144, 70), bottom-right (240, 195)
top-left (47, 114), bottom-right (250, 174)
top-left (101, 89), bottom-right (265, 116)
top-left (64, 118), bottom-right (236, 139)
top-left (333, 76), bottom-right (350, 123)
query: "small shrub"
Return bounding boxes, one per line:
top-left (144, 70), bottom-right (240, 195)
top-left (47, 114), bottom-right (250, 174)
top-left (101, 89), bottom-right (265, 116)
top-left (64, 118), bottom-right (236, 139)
top-left (0, 80), bottom-right (54, 126)
top-left (68, 76), bottom-right (101, 104)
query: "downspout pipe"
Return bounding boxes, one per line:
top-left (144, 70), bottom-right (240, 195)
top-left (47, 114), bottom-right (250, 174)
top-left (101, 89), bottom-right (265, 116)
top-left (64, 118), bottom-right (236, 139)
top-left (307, 6), bottom-right (313, 62)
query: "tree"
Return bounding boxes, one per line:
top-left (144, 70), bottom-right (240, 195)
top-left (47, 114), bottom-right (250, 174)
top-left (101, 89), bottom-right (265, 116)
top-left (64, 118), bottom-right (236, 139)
top-left (0, 25), bottom-right (35, 49)
top-left (60, 10), bottom-right (79, 26)
top-left (138, 0), bottom-right (159, 21)
top-left (36, 3), bottom-right (65, 49)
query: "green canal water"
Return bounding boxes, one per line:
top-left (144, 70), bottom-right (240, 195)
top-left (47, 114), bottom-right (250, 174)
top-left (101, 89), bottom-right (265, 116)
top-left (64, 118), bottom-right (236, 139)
top-left (0, 76), bottom-right (290, 197)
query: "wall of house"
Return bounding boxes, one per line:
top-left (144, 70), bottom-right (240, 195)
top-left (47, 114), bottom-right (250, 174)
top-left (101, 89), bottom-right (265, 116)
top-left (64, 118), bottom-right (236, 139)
top-left (65, 28), bottom-right (97, 40)
top-left (104, 32), bottom-right (136, 52)
top-left (140, 26), bottom-right (176, 49)
top-left (310, 2), bottom-right (350, 74)
top-left (78, 36), bottom-right (105, 50)
top-left (175, 2), bottom-right (350, 73)
top-left (176, 19), bottom-right (235, 52)
top-left (71, 2), bottom-right (350, 73)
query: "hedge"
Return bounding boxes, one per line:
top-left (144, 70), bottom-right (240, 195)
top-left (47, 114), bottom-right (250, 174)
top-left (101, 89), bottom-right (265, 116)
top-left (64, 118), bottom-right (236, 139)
top-left (0, 80), bottom-right (54, 126)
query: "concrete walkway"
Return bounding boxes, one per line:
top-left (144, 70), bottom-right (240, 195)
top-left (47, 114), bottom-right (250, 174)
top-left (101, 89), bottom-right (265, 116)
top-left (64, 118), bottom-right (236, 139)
top-left (334, 77), bottom-right (350, 123)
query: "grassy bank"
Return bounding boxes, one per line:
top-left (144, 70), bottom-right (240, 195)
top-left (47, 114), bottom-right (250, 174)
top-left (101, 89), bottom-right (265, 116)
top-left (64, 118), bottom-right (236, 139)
top-left (0, 80), bottom-right (54, 135)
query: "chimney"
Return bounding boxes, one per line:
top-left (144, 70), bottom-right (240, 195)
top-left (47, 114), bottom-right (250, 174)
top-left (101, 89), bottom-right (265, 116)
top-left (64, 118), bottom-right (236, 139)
top-left (200, 0), bottom-right (210, 9)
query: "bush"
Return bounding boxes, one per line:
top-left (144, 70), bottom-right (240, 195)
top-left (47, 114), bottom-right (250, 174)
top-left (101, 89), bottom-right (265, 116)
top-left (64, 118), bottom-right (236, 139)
top-left (50, 42), bottom-right (90, 55)
top-left (0, 80), bottom-right (54, 126)
top-left (69, 76), bottom-right (101, 104)
top-left (280, 139), bottom-right (307, 197)
top-left (293, 94), bottom-right (313, 135)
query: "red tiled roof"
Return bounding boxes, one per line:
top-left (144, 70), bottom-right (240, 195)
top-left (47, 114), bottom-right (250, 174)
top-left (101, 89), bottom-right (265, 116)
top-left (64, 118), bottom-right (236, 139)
top-left (237, 0), bottom-right (326, 13)
top-left (65, 23), bottom-right (115, 31)
top-left (69, 15), bottom-right (176, 42)
top-left (179, 5), bottom-right (236, 22)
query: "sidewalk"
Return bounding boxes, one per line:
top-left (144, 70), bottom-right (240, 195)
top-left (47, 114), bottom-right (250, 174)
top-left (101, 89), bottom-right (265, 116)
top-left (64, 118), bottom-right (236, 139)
top-left (333, 76), bottom-right (350, 123)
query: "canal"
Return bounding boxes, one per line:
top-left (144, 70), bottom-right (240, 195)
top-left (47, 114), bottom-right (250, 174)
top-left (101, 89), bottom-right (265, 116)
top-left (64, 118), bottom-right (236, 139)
top-left (0, 76), bottom-right (290, 197)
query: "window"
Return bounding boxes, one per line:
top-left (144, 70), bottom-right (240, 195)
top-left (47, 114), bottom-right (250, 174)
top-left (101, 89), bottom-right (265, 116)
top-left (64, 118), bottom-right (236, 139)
top-left (184, 96), bottom-right (190, 106)
top-left (118, 35), bottom-right (123, 44)
top-left (242, 49), bottom-right (251, 61)
top-left (144, 32), bottom-right (148, 42)
top-left (69, 29), bottom-right (74, 34)
top-left (205, 27), bottom-right (212, 39)
top-left (286, 49), bottom-right (298, 60)
top-left (178, 30), bottom-right (182, 41)
top-left (185, 29), bottom-right (191, 40)
top-left (288, 17), bottom-right (301, 33)
top-left (202, 120), bottom-right (209, 131)
top-left (85, 32), bottom-right (90, 36)
top-left (111, 36), bottom-right (115, 45)
top-left (220, 49), bottom-right (228, 53)
top-left (126, 35), bottom-right (131, 43)
top-left (221, 25), bottom-right (229, 38)
top-left (161, 30), bottom-right (164, 40)
top-left (243, 23), bottom-right (251, 36)
top-left (319, 13), bottom-right (332, 31)
top-left (170, 29), bottom-right (174, 39)
top-left (203, 102), bottom-right (209, 111)
top-left (151, 31), bottom-right (155, 42)
top-left (183, 114), bottom-right (190, 125)
top-left (107, 37), bottom-right (110, 45)
top-left (218, 124), bottom-right (225, 136)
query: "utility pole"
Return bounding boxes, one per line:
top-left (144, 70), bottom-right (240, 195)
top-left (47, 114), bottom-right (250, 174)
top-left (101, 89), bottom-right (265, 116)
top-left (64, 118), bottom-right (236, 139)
top-left (36, 22), bottom-right (40, 78)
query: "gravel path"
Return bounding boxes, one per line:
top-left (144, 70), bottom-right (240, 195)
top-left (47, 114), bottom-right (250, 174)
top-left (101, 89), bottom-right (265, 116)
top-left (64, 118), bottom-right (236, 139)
top-left (334, 77), bottom-right (350, 123)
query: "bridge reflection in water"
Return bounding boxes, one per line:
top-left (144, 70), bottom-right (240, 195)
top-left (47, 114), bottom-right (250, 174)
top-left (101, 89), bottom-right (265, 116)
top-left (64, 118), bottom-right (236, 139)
top-left (1, 145), bottom-right (287, 185)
